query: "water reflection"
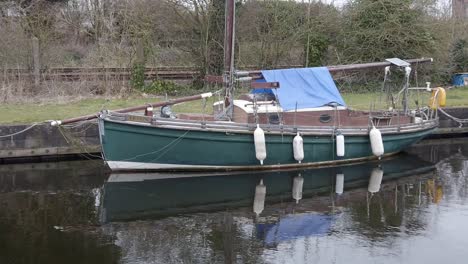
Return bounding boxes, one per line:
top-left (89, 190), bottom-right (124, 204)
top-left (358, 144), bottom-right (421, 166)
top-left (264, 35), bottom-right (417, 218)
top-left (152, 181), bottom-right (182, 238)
top-left (98, 150), bottom-right (451, 263)
top-left (0, 160), bottom-right (120, 264)
top-left (254, 179), bottom-right (266, 216)
top-left (2, 140), bottom-right (468, 263)
top-left (100, 153), bottom-right (435, 223)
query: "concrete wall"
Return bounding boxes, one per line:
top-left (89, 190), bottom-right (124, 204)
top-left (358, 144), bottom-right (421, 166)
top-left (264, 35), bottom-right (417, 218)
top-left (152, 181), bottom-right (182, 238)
top-left (0, 121), bottom-right (100, 162)
top-left (429, 107), bottom-right (468, 137)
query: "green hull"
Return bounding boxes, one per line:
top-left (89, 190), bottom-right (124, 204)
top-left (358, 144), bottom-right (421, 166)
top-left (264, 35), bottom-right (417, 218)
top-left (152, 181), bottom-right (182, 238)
top-left (100, 118), bottom-right (436, 171)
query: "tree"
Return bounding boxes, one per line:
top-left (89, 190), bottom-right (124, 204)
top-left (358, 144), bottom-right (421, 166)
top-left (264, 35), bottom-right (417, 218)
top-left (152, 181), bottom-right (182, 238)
top-left (450, 38), bottom-right (468, 73)
top-left (303, 2), bottom-right (341, 67)
top-left (166, 0), bottom-right (226, 78)
top-left (339, 0), bottom-right (435, 63)
top-left (237, 0), bottom-right (307, 68)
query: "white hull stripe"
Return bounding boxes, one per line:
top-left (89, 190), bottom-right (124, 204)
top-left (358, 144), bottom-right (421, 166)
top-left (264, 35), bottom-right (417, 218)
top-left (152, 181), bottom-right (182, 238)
top-left (106, 153), bottom-right (398, 173)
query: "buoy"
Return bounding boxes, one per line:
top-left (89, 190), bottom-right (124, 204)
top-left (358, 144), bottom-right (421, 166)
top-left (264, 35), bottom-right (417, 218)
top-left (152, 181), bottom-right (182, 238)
top-left (336, 133), bottom-right (345, 157)
top-left (253, 179), bottom-right (266, 216)
top-left (429, 87), bottom-right (447, 109)
top-left (254, 125), bottom-right (266, 165)
top-left (368, 167), bottom-right (384, 193)
top-left (438, 87), bottom-right (446, 107)
top-left (335, 173), bottom-right (344, 195)
top-left (292, 174), bottom-right (304, 204)
top-left (293, 133), bottom-right (304, 163)
top-left (369, 126), bottom-right (384, 157)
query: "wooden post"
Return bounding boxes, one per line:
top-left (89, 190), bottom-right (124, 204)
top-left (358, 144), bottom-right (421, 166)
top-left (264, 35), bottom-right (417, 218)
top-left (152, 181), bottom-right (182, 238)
top-left (32, 37), bottom-right (41, 86)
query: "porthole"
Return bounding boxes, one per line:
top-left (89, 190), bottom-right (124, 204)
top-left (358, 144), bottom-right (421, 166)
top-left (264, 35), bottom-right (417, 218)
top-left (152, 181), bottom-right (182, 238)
top-left (319, 114), bottom-right (332, 123)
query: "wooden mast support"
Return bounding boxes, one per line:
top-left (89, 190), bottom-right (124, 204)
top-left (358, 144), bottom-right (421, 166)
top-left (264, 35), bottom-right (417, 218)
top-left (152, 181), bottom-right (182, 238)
top-left (223, 0), bottom-right (236, 118)
top-left (50, 93), bottom-right (213, 126)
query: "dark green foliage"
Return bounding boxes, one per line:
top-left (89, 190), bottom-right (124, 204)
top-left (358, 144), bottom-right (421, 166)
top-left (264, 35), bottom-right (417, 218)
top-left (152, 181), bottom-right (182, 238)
top-left (131, 64), bottom-right (186, 95)
top-left (238, 0), bottom-right (307, 68)
top-left (141, 80), bottom-right (186, 96)
top-left (206, 0), bottom-right (225, 75)
top-left (130, 64), bottom-right (145, 90)
top-left (304, 34), bottom-right (329, 67)
top-left (340, 0), bottom-right (435, 63)
top-left (450, 38), bottom-right (468, 73)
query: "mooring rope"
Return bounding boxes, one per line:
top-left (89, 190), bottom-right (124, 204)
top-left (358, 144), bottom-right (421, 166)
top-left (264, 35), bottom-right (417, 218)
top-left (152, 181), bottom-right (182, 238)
top-left (438, 108), bottom-right (468, 127)
top-left (57, 125), bottom-right (103, 159)
top-left (0, 122), bottom-right (44, 138)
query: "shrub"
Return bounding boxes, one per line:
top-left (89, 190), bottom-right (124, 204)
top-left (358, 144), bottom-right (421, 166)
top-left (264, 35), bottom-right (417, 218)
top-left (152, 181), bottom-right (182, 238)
top-left (142, 80), bottom-right (186, 96)
top-left (130, 63), bottom-right (145, 90)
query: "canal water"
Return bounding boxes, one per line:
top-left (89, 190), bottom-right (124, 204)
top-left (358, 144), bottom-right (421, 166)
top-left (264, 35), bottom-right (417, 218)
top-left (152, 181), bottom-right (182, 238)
top-left (1, 139), bottom-right (468, 264)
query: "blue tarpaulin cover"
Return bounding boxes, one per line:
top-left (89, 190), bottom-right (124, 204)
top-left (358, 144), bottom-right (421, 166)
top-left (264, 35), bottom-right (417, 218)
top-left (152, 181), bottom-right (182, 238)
top-left (255, 67), bottom-right (346, 111)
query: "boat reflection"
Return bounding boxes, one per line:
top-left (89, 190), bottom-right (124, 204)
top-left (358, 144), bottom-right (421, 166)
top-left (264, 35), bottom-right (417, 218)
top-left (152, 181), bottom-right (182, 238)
top-left (101, 153), bottom-right (436, 224)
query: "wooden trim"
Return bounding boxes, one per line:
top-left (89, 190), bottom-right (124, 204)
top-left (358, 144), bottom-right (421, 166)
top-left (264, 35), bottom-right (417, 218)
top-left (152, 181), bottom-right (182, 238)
top-left (250, 82), bottom-right (280, 89)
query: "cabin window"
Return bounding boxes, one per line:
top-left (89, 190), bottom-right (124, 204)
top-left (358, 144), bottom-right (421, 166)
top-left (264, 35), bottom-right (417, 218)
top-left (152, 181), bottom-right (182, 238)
top-left (319, 114), bottom-right (332, 123)
top-left (268, 114), bottom-right (280, 125)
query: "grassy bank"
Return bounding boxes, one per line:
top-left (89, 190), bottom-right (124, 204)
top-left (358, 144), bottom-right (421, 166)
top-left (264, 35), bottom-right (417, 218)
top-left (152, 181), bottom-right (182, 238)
top-left (1, 86), bottom-right (467, 124)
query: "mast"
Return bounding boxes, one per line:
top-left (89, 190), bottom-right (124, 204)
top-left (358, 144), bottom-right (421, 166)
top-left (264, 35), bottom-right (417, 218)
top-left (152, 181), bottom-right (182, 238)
top-left (223, 0), bottom-right (236, 119)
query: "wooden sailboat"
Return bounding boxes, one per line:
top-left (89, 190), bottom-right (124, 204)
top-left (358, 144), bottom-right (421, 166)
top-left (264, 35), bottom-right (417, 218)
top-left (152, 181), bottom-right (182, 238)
top-left (59, 0), bottom-right (441, 172)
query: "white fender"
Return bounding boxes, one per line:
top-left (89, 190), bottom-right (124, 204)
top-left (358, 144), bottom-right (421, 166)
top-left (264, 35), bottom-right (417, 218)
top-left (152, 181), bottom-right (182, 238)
top-left (369, 126), bottom-right (384, 157)
top-left (368, 167), bottom-right (384, 193)
top-left (253, 179), bottom-right (266, 216)
top-left (336, 173), bottom-right (344, 195)
top-left (293, 133), bottom-right (304, 163)
top-left (292, 174), bottom-right (304, 204)
top-left (336, 134), bottom-right (345, 157)
top-left (254, 125), bottom-right (267, 165)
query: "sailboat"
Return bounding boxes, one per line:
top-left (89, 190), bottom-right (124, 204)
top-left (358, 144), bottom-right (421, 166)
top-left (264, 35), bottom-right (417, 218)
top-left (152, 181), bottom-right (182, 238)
top-left (96, 0), bottom-right (441, 172)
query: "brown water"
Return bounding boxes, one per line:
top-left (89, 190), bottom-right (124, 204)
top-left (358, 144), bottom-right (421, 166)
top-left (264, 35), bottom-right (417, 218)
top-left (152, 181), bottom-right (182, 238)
top-left (0, 138), bottom-right (467, 264)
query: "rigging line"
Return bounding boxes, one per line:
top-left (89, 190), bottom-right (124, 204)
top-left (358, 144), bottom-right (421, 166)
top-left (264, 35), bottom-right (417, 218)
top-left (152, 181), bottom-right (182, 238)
top-left (0, 122), bottom-right (43, 138)
top-left (148, 132), bottom-right (188, 163)
top-left (57, 126), bottom-right (70, 144)
top-left (438, 108), bottom-right (468, 125)
top-left (62, 122), bottom-right (96, 134)
top-left (332, 106), bottom-right (337, 160)
top-left (122, 130), bottom-right (191, 169)
top-left (122, 130), bottom-right (190, 161)
top-left (214, 104), bottom-right (233, 120)
top-left (58, 126), bottom-right (102, 159)
top-left (61, 119), bottom-right (97, 129)
top-left (271, 88), bottom-right (284, 141)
